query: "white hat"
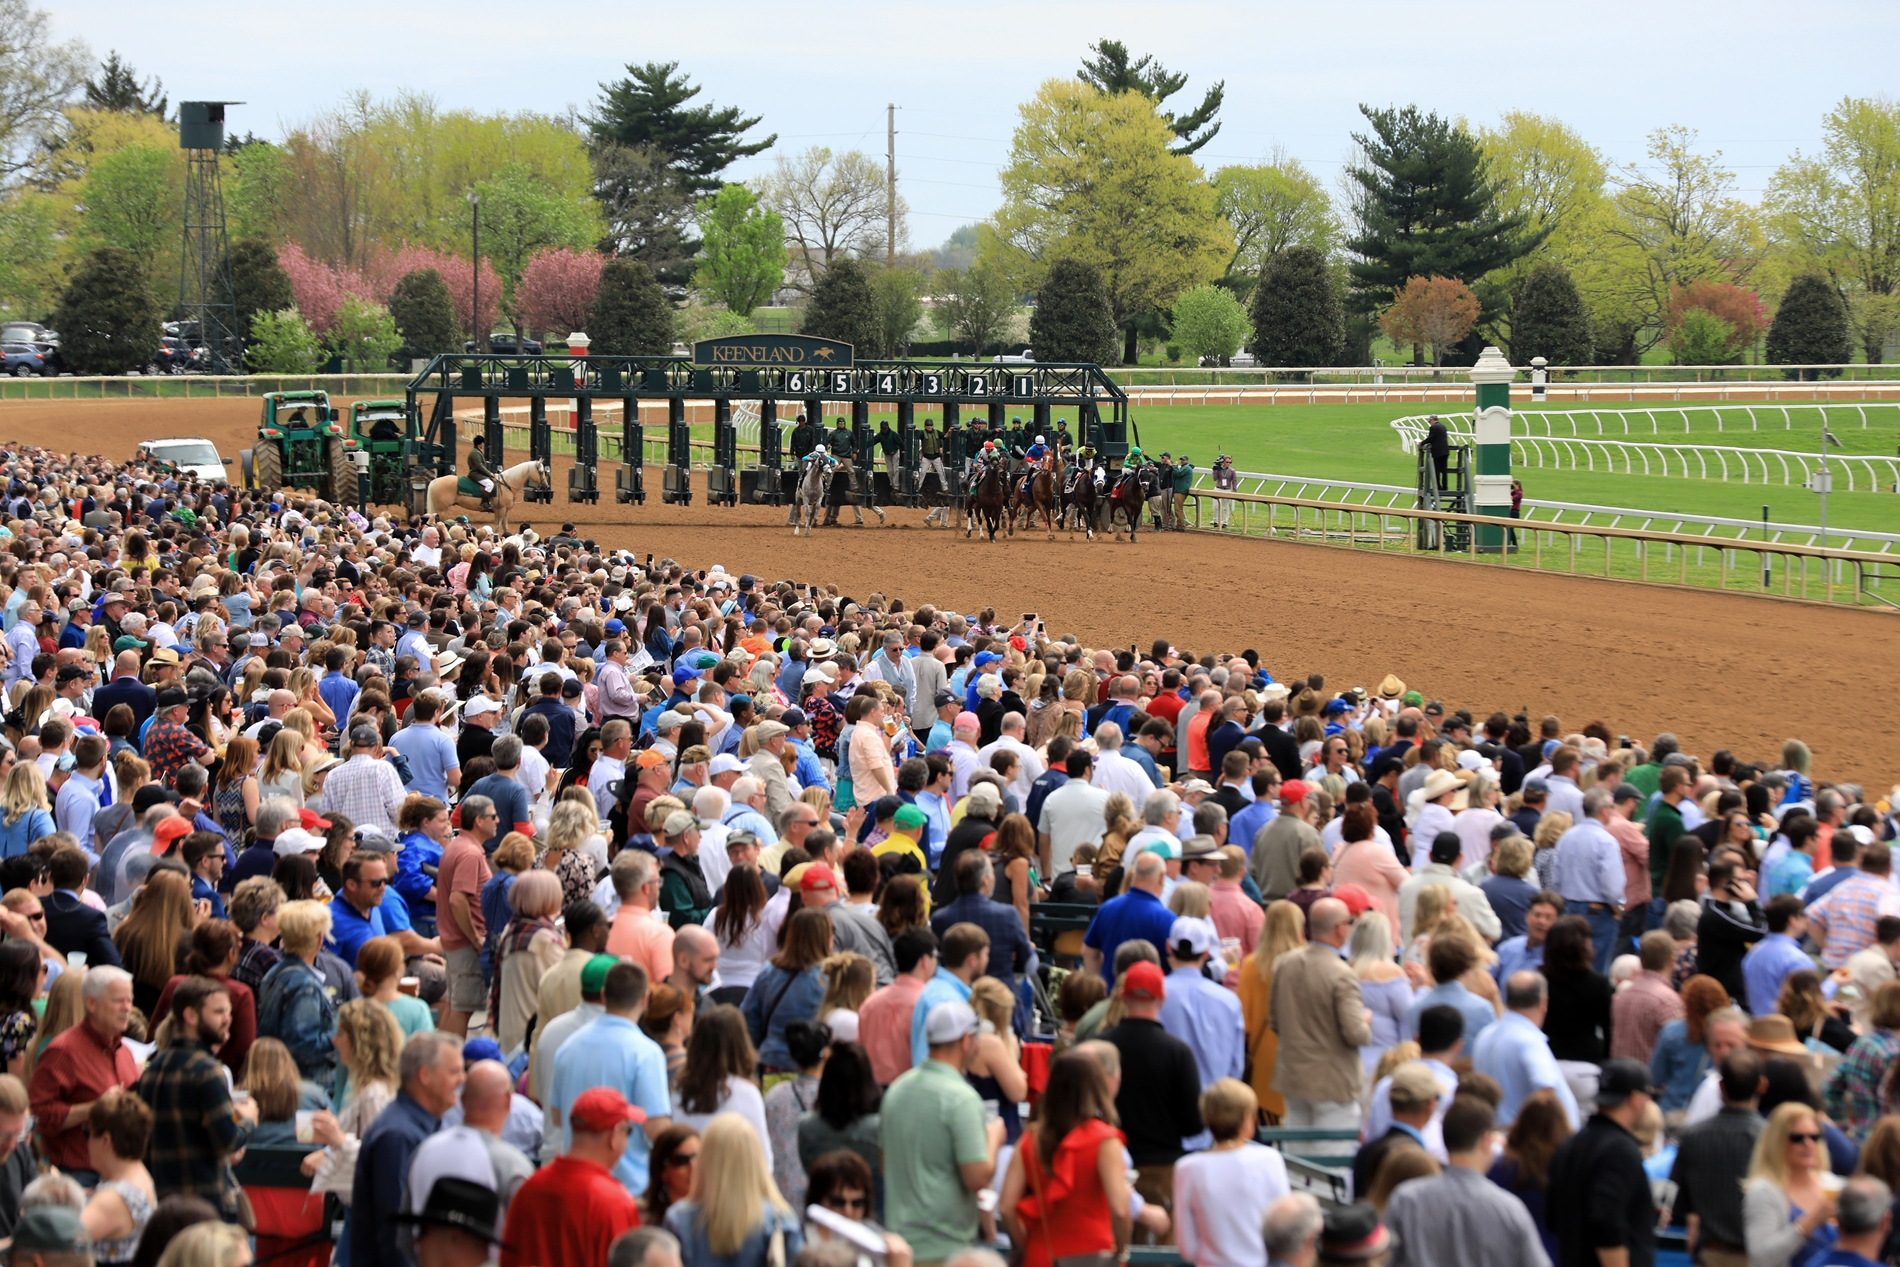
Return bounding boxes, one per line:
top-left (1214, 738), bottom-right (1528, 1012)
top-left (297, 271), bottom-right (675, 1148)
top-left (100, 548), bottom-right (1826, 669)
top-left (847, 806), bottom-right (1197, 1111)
top-left (813, 444), bottom-right (826, 455)
top-left (1168, 915), bottom-right (1217, 958)
top-left (614, 594), bottom-right (634, 612)
top-left (709, 753), bottom-right (745, 776)
top-left (923, 1000), bottom-right (983, 1045)
top-left (801, 668), bottom-right (831, 686)
top-left (1455, 749), bottom-right (1488, 771)
top-left (1035, 435), bottom-right (1045, 444)
top-left (461, 695), bottom-right (502, 719)
top-left (272, 827), bottom-right (324, 857)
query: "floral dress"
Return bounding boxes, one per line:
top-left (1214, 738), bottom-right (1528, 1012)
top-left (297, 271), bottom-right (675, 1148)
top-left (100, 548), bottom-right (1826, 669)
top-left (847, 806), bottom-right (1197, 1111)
top-left (0, 1008), bottom-right (33, 1069)
top-left (92, 1180), bottom-right (154, 1264)
top-left (551, 849), bottom-right (597, 911)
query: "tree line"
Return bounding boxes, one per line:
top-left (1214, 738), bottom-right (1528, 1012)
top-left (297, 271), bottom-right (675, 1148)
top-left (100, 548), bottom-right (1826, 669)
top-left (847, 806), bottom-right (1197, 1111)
top-left (0, 14), bottom-right (1887, 373)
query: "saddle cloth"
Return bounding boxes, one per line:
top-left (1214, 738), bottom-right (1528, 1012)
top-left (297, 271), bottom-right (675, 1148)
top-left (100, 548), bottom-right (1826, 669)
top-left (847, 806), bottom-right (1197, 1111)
top-left (456, 476), bottom-right (486, 497)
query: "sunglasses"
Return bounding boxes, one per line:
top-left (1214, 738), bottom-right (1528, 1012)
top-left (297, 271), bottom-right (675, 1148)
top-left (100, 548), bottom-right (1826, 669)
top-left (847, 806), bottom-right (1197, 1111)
top-left (822, 1194), bottom-right (869, 1213)
top-left (665, 1151), bottom-right (698, 1167)
top-left (361, 877), bottom-right (387, 888)
top-left (1788, 1132), bottom-right (1824, 1144)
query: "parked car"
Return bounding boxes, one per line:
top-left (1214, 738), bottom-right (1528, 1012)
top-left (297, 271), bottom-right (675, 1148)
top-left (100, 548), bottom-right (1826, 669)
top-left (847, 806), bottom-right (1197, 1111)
top-left (134, 437), bottom-right (231, 483)
top-left (463, 333), bottom-right (542, 355)
top-left (153, 337), bottom-right (196, 374)
top-left (1, 324), bottom-right (61, 374)
top-left (992, 348), bottom-right (1035, 363)
top-left (0, 343), bottom-right (47, 377)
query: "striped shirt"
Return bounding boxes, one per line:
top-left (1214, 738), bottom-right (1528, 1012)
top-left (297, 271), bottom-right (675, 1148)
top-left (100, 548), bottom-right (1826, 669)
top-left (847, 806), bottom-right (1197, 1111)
top-left (1807, 871), bottom-right (1900, 968)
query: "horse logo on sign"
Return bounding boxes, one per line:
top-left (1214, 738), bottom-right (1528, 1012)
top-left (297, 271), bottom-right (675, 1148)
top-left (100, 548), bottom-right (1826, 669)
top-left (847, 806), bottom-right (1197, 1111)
top-left (692, 335), bottom-right (854, 368)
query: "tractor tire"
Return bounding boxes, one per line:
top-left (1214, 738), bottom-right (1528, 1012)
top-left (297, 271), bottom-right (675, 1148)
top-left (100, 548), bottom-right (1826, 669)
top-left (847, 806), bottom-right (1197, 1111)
top-left (324, 438), bottom-right (355, 506)
top-left (253, 443), bottom-right (282, 498)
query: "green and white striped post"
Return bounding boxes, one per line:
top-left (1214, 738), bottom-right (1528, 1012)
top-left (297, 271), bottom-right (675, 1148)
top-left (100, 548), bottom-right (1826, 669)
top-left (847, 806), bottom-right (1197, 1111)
top-left (1469, 346), bottom-right (1516, 553)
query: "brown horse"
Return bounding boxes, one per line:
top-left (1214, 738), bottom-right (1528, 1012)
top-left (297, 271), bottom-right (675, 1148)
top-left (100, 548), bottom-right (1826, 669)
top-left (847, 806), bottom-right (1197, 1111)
top-left (1106, 467), bottom-right (1146, 543)
top-left (1009, 466), bottom-right (1057, 540)
top-left (966, 465), bottom-right (1006, 542)
top-left (1061, 465), bottom-right (1097, 541)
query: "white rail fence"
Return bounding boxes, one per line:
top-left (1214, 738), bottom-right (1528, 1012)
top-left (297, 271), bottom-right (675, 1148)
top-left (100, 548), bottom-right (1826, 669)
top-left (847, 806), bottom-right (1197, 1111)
top-left (1390, 412), bottom-right (1900, 490)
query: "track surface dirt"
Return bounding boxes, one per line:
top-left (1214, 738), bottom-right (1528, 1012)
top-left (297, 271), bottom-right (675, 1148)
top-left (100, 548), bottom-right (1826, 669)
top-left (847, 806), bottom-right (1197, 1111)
top-left (10, 395), bottom-right (1899, 790)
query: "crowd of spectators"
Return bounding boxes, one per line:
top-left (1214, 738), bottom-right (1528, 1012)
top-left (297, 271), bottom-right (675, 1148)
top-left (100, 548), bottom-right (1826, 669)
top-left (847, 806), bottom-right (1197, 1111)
top-left (0, 440), bottom-right (1889, 1267)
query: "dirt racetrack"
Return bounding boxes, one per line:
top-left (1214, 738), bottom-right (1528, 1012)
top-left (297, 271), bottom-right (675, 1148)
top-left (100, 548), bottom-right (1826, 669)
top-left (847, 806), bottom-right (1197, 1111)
top-left (9, 395), bottom-right (1899, 792)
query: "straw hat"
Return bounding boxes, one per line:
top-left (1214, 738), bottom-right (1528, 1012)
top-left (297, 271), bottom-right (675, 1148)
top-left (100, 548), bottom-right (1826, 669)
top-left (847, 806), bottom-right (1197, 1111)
top-left (1377, 674), bottom-right (1406, 700)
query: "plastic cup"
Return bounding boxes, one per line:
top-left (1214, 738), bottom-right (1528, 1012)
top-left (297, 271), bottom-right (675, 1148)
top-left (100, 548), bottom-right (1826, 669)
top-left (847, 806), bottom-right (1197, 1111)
top-left (399, 976), bottom-right (420, 997)
top-left (295, 1110), bottom-right (315, 1143)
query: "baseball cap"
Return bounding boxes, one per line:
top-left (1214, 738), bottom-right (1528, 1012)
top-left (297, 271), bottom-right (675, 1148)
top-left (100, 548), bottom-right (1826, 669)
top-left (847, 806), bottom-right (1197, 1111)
top-left (954, 710), bottom-right (980, 730)
top-left (1332, 883), bottom-right (1375, 917)
top-left (1121, 961), bottom-right (1167, 1002)
top-left (756, 720), bottom-right (790, 743)
top-left (1612, 782), bottom-right (1643, 804)
top-left (1168, 915), bottom-right (1216, 958)
top-left (10, 1206), bottom-right (89, 1257)
top-left (1595, 1057), bottom-right (1659, 1107)
top-left (149, 815), bottom-right (193, 853)
top-left (662, 809), bottom-right (697, 837)
top-left (569, 1086), bottom-right (648, 1132)
top-left (634, 748), bottom-right (670, 770)
top-left (355, 827), bottom-right (399, 855)
top-left (272, 827), bottom-right (324, 857)
top-left (299, 808), bottom-right (333, 831)
top-left (799, 863), bottom-right (841, 893)
top-left (1323, 698), bottom-right (1350, 714)
top-left (579, 953), bottom-right (619, 995)
top-left (55, 664), bottom-right (89, 683)
top-left (461, 1037), bottom-right (503, 1065)
top-left (671, 666), bottom-right (699, 686)
top-left (933, 689), bottom-right (958, 708)
top-left (893, 804), bottom-right (927, 830)
top-left (1280, 779), bottom-right (1312, 805)
top-left (461, 695), bottom-right (501, 719)
top-left (154, 684), bottom-right (187, 708)
top-left (781, 708), bottom-right (807, 727)
top-left (923, 1000), bottom-right (982, 1045)
top-left (708, 753), bottom-right (745, 776)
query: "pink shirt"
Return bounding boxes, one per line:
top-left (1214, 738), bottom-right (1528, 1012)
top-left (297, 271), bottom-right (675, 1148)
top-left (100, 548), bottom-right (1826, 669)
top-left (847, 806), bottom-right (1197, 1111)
top-left (1609, 970), bottom-right (1683, 1064)
top-left (858, 974), bottom-right (926, 1085)
top-left (1209, 880), bottom-right (1264, 957)
top-left (1609, 814), bottom-right (1651, 906)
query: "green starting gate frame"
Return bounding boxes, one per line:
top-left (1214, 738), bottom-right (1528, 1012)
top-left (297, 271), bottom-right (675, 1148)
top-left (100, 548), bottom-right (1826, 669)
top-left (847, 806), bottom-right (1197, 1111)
top-left (402, 339), bottom-right (1133, 512)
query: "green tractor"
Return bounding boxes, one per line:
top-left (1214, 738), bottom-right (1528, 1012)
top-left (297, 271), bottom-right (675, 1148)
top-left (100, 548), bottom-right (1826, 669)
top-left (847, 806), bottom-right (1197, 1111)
top-left (348, 398), bottom-right (411, 509)
top-left (242, 390), bottom-right (356, 502)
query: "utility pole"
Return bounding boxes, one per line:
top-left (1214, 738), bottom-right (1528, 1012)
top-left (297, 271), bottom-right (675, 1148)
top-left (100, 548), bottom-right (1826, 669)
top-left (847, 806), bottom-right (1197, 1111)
top-left (887, 103), bottom-right (897, 267)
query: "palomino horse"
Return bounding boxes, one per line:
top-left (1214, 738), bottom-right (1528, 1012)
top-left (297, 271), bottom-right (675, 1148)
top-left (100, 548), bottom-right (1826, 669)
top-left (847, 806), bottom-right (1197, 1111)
top-left (791, 457), bottom-right (829, 536)
top-left (423, 459), bottom-right (549, 533)
top-left (1106, 468), bottom-right (1147, 542)
top-left (966, 465), bottom-right (1006, 542)
top-left (1010, 466), bottom-right (1057, 540)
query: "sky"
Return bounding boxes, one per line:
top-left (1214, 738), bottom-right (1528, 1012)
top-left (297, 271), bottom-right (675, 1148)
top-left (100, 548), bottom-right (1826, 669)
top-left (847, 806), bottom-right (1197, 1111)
top-left (47, 0), bottom-right (1900, 250)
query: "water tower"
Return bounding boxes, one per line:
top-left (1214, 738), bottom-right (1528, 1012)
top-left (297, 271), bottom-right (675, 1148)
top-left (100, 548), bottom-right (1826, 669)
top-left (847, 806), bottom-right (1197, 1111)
top-left (178, 101), bottom-right (241, 373)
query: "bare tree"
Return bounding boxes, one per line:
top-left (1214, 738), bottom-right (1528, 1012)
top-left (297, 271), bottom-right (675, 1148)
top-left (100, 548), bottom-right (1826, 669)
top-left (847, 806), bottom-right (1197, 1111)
top-left (0, 0), bottom-right (89, 183)
top-left (756, 146), bottom-right (906, 294)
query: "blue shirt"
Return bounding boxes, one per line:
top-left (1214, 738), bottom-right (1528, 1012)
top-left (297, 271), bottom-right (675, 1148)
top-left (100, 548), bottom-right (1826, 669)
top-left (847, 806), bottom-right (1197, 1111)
top-left (926, 719), bottom-right (952, 753)
top-left (1800, 866), bottom-right (1858, 906)
top-left (1742, 931), bottom-right (1813, 1016)
top-left (549, 1014), bottom-right (671, 1193)
top-left (1229, 799), bottom-right (1277, 856)
top-left (389, 722), bottom-right (459, 800)
top-left (353, 1091), bottom-right (440, 1267)
top-left (1490, 935), bottom-right (1546, 983)
top-left (1022, 769), bottom-right (1068, 834)
top-left (392, 832), bottom-right (442, 917)
top-left (191, 874), bottom-right (226, 921)
top-left (1158, 965), bottom-right (1245, 1150)
top-left (1470, 1009), bottom-right (1580, 1129)
top-left (910, 966), bottom-right (974, 1069)
top-left (1480, 874), bottom-right (1540, 940)
top-left (789, 740), bottom-right (827, 792)
top-left (1081, 887), bottom-right (1177, 987)
top-left (327, 895), bottom-right (388, 965)
top-left (317, 670), bottom-right (359, 726)
top-left (1407, 980), bottom-right (1497, 1047)
top-left (1764, 851), bottom-right (1815, 898)
top-left (1124, 744), bottom-right (1164, 789)
top-left (1648, 1018), bottom-right (1711, 1111)
top-left (1550, 820), bottom-right (1626, 905)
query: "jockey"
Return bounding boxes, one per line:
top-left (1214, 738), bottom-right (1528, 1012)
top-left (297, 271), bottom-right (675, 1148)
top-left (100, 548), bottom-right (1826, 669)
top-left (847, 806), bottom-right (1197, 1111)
top-left (1024, 435), bottom-right (1053, 471)
top-left (968, 439), bottom-right (1003, 494)
top-left (467, 435), bottom-right (497, 511)
top-left (1068, 443), bottom-right (1104, 493)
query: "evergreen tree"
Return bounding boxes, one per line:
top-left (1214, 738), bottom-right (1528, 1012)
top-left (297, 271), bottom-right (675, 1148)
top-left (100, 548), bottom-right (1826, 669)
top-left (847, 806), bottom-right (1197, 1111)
top-left (588, 258), bottom-right (673, 355)
top-left (1508, 262), bottom-right (1594, 367)
top-left (589, 62), bottom-right (776, 198)
top-left (1249, 246), bottom-right (1343, 369)
top-left (84, 52), bottom-right (166, 116)
top-left (800, 257), bottom-right (877, 352)
top-left (52, 247), bottom-right (160, 376)
top-left (1078, 39), bottom-right (1223, 156)
top-left (387, 268), bottom-right (459, 358)
top-left (1029, 257), bottom-right (1118, 364)
top-left (228, 238), bottom-right (293, 343)
top-left (1346, 105), bottom-right (1540, 314)
top-left (1765, 273), bottom-right (1851, 377)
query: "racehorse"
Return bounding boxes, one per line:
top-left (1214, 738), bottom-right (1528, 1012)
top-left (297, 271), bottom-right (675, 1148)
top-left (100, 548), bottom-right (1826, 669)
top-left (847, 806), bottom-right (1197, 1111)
top-left (423, 459), bottom-right (549, 533)
top-left (1009, 466), bottom-right (1057, 540)
top-left (1106, 467), bottom-right (1147, 543)
top-left (1060, 464), bottom-right (1097, 541)
top-left (966, 465), bottom-right (1006, 541)
top-left (791, 457), bottom-right (828, 536)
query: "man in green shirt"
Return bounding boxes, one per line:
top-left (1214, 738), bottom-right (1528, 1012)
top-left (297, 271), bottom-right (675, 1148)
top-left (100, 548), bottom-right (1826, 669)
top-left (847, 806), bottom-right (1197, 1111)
top-left (880, 1000), bottom-right (1004, 1265)
top-left (1623, 733), bottom-right (1677, 822)
top-left (1646, 764), bottom-right (1692, 894)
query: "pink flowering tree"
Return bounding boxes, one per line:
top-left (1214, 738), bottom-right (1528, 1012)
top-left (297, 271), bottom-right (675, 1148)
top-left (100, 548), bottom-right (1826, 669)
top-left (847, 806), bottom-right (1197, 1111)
top-left (277, 243), bottom-right (372, 336)
top-left (513, 247), bottom-right (605, 340)
top-left (364, 244), bottom-right (501, 340)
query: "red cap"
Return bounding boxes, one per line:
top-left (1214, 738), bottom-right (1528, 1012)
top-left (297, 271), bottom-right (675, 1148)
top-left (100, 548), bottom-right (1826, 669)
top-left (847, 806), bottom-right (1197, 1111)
top-left (298, 808), bottom-right (333, 831)
top-left (149, 815), bottom-right (193, 853)
top-left (1121, 961), bottom-right (1166, 1002)
top-left (1280, 779), bottom-right (1311, 806)
top-left (1332, 883), bottom-right (1374, 917)
top-left (799, 863), bottom-right (841, 893)
top-left (569, 1086), bottom-right (648, 1132)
